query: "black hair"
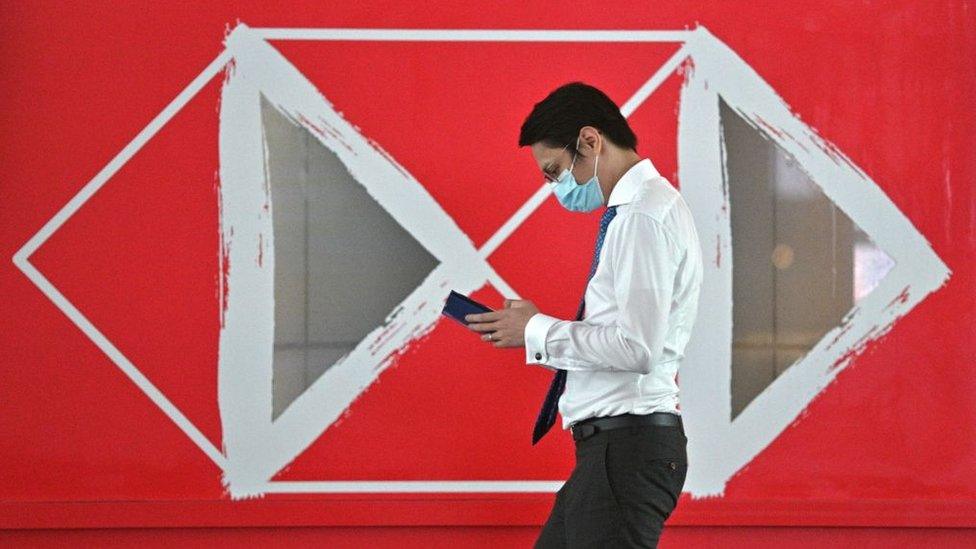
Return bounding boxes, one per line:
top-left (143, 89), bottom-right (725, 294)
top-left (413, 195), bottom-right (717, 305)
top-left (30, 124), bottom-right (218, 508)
top-left (518, 81), bottom-right (638, 155)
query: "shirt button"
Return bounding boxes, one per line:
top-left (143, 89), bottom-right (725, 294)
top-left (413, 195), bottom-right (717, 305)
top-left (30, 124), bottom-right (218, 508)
top-left (535, 353), bottom-right (542, 360)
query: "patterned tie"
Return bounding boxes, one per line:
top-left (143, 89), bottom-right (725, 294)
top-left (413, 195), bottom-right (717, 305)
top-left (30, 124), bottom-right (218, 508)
top-left (532, 205), bottom-right (618, 445)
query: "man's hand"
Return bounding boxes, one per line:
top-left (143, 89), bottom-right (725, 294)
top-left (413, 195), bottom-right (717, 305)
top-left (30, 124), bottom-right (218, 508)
top-left (465, 299), bottom-right (540, 348)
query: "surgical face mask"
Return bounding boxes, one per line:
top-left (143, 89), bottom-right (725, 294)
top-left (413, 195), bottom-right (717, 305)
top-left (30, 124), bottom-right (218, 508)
top-left (547, 137), bottom-right (604, 212)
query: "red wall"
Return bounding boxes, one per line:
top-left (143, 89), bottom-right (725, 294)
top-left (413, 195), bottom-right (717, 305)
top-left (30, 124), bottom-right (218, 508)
top-left (2, 526), bottom-right (976, 548)
top-left (2, 1), bottom-right (974, 546)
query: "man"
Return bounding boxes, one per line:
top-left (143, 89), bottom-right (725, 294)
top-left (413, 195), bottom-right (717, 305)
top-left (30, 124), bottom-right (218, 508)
top-left (465, 82), bottom-right (704, 548)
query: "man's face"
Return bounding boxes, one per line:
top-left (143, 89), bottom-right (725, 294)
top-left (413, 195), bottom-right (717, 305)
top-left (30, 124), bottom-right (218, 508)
top-left (531, 142), bottom-right (574, 185)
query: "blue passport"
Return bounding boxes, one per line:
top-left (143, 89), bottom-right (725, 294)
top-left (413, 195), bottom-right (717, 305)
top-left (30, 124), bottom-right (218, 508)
top-left (442, 290), bottom-right (494, 326)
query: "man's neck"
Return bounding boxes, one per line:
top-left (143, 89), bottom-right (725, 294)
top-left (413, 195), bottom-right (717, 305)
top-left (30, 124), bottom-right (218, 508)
top-left (601, 151), bottom-right (643, 205)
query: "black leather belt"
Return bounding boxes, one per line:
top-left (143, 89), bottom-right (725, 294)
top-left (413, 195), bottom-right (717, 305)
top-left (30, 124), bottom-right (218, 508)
top-left (571, 412), bottom-right (683, 442)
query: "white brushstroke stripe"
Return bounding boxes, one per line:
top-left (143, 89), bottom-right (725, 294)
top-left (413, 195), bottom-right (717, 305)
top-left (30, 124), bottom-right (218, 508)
top-left (676, 27), bottom-right (951, 496)
top-left (217, 25), bottom-right (508, 494)
top-left (263, 481), bottom-right (565, 493)
top-left (673, 35), bottom-right (734, 496)
top-left (254, 28), bottom-right (694, 43)
top-left (216, 51), bottom-right (279, 490)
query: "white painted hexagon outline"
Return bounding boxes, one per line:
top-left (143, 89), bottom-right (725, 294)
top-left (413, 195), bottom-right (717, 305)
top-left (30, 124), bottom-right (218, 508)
top-left (11, 23), bottom-right (951, 500)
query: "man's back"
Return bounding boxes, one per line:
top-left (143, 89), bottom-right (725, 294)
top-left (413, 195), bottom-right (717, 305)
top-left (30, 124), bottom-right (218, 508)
top-left (624, 173), bottom-right (704, 369)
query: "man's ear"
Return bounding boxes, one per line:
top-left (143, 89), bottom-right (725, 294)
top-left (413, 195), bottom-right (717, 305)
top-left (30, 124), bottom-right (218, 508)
top-left (579, 126), bottom-right (602, 154)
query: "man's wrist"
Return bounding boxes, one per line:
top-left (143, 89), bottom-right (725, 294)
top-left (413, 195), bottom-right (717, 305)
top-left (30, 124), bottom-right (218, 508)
top-left (525, 313), bottom-right (559, 365)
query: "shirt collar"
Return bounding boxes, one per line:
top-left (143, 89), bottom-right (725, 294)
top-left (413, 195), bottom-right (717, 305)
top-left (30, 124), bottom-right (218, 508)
top-left (606, 158), bottom-right (660, 207)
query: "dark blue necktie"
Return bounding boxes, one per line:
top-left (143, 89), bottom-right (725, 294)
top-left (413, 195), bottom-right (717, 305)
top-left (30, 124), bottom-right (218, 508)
top-left (532, 205), bottom-right (618, 445)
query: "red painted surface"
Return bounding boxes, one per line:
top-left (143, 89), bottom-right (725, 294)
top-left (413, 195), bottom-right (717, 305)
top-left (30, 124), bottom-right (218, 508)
top-left (1, 0), bottom-right (974, 545)
top-left (2, 526), bottom-right (976, 548)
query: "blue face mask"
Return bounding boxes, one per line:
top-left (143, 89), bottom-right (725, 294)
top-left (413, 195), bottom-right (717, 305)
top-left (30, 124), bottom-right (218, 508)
top-left (549, 137), bottom-right (604, 212)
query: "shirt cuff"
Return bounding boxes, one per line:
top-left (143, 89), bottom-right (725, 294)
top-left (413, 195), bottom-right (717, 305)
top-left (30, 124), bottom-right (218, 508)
top-left (524, 313), bottom-right (560, 367)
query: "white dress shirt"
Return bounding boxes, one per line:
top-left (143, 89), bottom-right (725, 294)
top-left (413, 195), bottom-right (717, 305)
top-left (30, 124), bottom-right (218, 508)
top-left (524, 158), bottom-right (704, 429)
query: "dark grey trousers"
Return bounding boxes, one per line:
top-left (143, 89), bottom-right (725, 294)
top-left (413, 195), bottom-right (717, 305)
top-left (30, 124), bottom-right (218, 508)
top-left (534, 420), bottom-right (689, 549)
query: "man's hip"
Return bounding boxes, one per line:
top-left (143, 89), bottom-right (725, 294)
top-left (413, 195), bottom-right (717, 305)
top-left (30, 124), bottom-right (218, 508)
top-left (535, 414), bottom-right (688, 548)
top-left (571, 412), bottom-right (685, 443)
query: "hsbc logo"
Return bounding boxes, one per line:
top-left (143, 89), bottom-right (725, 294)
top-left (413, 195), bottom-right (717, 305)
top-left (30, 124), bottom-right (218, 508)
top-left (12, 23), bottom-right (950, 499)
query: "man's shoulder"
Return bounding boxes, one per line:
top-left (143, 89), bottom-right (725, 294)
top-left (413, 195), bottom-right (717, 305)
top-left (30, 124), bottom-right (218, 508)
top-left (615, 176), bottom-right (697, 247)
top-left (624, 176), bottom-right (683, 224)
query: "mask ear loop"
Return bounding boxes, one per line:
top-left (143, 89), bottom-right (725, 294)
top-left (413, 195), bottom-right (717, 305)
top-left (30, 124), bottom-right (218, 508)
top-left (569, 137), bottom-right (581, 174)
top-left (579, 134), bottom-right (602, 200)
top-left (572, 135), bottom-right (600, 183)
top-left (593, 146), bottom-right (600, 181)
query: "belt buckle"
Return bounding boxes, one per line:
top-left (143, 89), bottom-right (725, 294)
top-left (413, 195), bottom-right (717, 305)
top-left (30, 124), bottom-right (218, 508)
top-left (572, 423), bottom-right (597, 441)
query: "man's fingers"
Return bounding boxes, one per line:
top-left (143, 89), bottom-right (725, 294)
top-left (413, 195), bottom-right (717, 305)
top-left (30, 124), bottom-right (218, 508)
top-left (468, 321), bottom-right (501, 333)
top-left (477, 329), bottom-right (518, 347)
top-left (465, 311), bottom-right (501, 323)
